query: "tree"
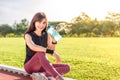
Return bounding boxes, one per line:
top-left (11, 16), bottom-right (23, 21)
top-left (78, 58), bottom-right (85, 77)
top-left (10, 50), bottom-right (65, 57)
top-left (105, 12), bottom-right (120, 24)
top-left (13, 18), bottom-right (29, 35)
top-left (70, 12), bottom-right (92, 36)
top-left (105, 12), bottom-right (120, 36)
top-left (0, 24), bottom-right (13, 37)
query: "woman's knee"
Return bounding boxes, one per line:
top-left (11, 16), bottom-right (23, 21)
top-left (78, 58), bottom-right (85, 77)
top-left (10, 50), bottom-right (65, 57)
top-left (65, 64), bottom-right (71, 72)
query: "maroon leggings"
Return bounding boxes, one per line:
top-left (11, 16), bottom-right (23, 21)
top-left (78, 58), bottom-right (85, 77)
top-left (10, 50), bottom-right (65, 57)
top-left (24, 52), bottom-right (70, 78)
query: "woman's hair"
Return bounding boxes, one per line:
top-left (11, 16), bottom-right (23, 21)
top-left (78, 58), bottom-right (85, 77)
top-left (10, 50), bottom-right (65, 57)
top-left (25, 12), bottom-right (48, 34)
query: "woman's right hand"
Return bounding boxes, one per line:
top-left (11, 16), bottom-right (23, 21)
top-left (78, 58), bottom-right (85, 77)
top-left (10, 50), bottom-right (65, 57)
top-left (52, 52), bottom-right (61, 64)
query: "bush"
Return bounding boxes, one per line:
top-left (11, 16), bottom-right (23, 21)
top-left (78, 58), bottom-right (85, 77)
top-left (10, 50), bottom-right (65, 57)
top-left (0, 34), bottom-right (3, 37)
top-left (114, 31), bottom-right (120, 37)
top-left (79, 33), bottom-right (87, 37)
top-left (6, 33), bottom-right (15, 37)
top-left (71, 34), bottom-right (78, 37)
top-left (86, 32), bottom-right (96, 37)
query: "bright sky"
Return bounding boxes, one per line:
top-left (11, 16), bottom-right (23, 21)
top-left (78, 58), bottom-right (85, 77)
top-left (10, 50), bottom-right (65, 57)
top-left (0, 0), bottom-right (120, 25)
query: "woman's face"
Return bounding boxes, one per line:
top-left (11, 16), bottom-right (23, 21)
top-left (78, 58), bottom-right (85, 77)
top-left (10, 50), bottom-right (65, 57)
top-left (35, 18), bottom-right (47, 31)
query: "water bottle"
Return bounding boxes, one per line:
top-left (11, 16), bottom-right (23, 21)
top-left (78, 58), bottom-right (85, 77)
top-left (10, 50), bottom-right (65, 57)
top-left (47, 25), bottom-right (62, 41)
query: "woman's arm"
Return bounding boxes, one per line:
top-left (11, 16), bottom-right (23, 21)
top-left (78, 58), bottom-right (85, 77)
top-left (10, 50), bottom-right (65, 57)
top-left (53, 52), bottom-right (61, 64)
top-left (47, 33), bottom-right (55, 50)
top-left (25, 33), bottom-right (46, 52)
top-left (47, 33), bottom-right (61, 64)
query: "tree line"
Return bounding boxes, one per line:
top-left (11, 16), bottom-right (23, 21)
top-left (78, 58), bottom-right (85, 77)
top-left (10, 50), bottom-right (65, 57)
top-left (0, 19), bottom-right (28, 37)
top-left (0, 12), bottom-right (120, 37)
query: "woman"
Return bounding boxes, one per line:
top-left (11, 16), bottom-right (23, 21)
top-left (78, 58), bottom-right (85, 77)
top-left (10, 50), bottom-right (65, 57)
top-left (24, 12), bottom-right (70, 80)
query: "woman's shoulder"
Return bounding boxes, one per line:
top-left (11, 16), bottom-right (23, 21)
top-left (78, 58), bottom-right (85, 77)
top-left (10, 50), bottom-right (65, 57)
top-left (24, 32), bottom-right (32, 39)
top-left (45, 31), bottom-right (50, 36)
top-left (25, 33), bottom-right (30, 38)
top-left (25, 32), bottom-right (34, 37)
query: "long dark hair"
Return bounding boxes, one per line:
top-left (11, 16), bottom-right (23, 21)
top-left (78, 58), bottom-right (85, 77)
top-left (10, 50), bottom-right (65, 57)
top-left (25, 12), bottom-right (48, 34)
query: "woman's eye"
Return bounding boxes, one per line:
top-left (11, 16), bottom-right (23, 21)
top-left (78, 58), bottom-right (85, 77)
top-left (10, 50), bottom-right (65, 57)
top-left (43, 22), bottom-right (46, 24)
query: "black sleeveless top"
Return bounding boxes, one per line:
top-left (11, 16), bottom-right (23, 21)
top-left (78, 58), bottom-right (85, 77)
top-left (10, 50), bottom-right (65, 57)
top-left (24, 31), bottom-right (48, 64)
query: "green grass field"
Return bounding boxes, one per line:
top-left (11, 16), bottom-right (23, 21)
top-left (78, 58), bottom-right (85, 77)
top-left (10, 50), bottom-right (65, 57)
top-left (0, 38), bottom-right (120, 80)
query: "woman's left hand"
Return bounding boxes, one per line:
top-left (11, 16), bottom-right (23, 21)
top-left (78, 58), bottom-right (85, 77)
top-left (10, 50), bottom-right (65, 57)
top-left (52, 52), bottom-right (61, 64)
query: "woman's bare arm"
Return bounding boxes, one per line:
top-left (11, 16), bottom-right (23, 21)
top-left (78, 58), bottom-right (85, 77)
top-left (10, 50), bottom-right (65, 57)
top-left (47, 33), bottom-right (55, 50)
top-left (47, 33), bottom-right (61, 63)
top-left (25, 34), bottom-right (46, 53)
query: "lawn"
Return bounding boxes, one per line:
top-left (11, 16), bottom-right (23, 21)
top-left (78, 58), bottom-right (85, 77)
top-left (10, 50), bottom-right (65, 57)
top-left (0, 37), bottom-right (120, 80)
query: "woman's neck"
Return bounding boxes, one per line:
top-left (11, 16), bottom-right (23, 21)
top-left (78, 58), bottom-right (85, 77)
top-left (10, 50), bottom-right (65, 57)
top-left (34, 30), bottom-right (42, 36)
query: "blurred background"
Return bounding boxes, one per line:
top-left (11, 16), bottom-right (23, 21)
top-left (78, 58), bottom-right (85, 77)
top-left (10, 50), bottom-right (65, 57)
top-left (0, 0), bottom-right (120, 80)
top-left (0, 0), bottom-right (120, 37)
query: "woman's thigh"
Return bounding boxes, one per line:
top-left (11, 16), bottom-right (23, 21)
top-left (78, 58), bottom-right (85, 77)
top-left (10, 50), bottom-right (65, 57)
top-left (24, 52), bottom-right (45, 74)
